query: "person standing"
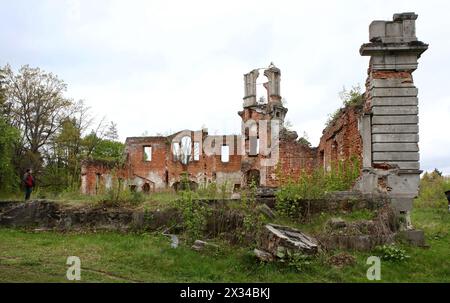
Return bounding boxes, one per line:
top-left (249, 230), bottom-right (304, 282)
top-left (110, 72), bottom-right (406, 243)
top-left (23, 169), bottom-right (35, 201)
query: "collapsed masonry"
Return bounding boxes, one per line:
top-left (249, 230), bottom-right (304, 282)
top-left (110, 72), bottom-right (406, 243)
top-left (81, 13), bottom-right (427, 217)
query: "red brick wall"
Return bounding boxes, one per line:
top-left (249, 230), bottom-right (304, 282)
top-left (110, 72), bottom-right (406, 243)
top-left (81, 104), bottom-right (363, 193)
top-left (317, 106), bottom-right (363, 171)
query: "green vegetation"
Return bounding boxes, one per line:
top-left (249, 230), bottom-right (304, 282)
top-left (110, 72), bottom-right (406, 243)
top-left (0, 64), bottom-right (124, 198)
top-left (326, 85), bottom-right (364, 127)
top-left (374, 245), bottom-right (410, 262)
top-left (176, 189), bottom-right (210, 241)
top-left (275, 157), bottom-right (360, 218)
top-left (415, 169), bottom-right (450, 209)
top-left (0, 118), bottom-right (20, 194)
top-left (0, 173), bottom-right (449, 282)
top-left (0, 206), bottom-right (448, 282)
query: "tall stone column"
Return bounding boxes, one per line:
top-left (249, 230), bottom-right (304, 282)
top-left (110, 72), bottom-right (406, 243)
top-left (243, 69), bottom-right (259, 107)
top-left (357, 12), bottom-right (428, 218)
top-left (264, 62), bottom-right (282, 104)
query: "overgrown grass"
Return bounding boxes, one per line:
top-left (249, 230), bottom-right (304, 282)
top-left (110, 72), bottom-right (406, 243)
top-left (0, 206), bottom-right (448, 282)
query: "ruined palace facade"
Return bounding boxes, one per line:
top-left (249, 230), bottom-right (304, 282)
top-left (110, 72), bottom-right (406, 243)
top-left (81, 12), bottom-right (427, 215)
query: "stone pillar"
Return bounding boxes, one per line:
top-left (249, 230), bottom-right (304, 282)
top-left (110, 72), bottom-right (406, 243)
top-left (357, 12), bottom-right (428, 216)
top-left (264, 62), bottom-right (282, 104)
top-left (243, 69), bottom-right (259, 107)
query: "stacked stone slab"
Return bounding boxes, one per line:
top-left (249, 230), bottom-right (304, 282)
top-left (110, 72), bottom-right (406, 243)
top-left (356, 12), bottom-right (428, 216)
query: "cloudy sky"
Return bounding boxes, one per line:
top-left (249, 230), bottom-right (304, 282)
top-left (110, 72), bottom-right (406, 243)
top-left (1, 0), bottom-right (449, 174)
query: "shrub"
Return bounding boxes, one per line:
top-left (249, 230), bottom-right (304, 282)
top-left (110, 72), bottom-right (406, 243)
top-left (374, 244), bottom-right (410, 262)
top-left (415, 170), bottom-right (450, 209)
top-left (96, 175), bottom-right (145, 207)
top-left (197, 181), bottom-right (218, 199)
top-left (176, 189), bottom-right (210, 241)
top-left (275, 157), bottom-right (360, 218)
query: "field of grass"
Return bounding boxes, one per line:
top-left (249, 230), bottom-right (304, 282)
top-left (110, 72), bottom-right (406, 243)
top-left (0, 206), bottom-right (448, 283)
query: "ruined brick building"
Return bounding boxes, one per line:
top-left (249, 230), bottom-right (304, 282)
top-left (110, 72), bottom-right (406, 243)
top-left (81, 12), bottom-right (427, 216)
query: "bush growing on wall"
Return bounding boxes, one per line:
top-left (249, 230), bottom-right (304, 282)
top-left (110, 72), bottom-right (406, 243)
top-left (275, 157), bottom-right (360, 218)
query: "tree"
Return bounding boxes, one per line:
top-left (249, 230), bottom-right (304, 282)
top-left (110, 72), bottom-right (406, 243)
top-left (89, 139), bottom-right (124, 162)
top-left (0, 68), bottom-right (5, 107)
top-left (104, 121), bottom-right (119, 141)
top-left (0, 118), bottom-right (20, 193)
top-left (3, 65), bottom-right (73, 158)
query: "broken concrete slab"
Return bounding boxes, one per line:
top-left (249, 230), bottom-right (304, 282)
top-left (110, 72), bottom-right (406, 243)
top-left (259, 224), bottom-right (319, 256)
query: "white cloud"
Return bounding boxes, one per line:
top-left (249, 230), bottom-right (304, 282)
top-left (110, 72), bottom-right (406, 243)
top-left (1, 0), bottom-right (449, 174)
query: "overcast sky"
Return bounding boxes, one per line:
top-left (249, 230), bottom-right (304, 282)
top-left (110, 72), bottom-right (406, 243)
top-left (1, 0), bottom-right (449, 174)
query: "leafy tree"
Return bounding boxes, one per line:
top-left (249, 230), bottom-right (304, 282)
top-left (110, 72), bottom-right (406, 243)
top-left (89, 138), bottom-right (124, 162)
top-left (3, 65), bottom-right (74, 168)
top-left (104, 121), bottom-right (119, 141)
top-left (0, 67), bottom-right (20, 193)
top-left (0, 117), bottom-right (20, 193)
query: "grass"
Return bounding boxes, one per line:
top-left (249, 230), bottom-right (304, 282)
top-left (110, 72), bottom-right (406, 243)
top-left (0, 206), bottom-right (448, 283)
top-left (0, 188), bottom-right (181, 210)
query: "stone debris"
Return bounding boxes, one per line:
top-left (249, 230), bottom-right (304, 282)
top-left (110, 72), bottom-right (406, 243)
top-left (397, 229), bottom-right (426, 247)
top-left (258, 224), bottom-right (319, 259)
top-left (162, 233), bottom-right (179, 249)
top-left (328, 218), bottom-right (347, 229)
top-left (191, 240), bottom-right (219, 251)
top-left (253, 248), bottom-right (275, 262)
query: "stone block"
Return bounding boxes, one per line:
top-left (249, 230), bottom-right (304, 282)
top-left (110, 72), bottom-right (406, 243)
top-left (387, 174), bottom-right (420, 196)
top-left (373, 152), bottom-right (419, 161)
top-left (369, 54), bottom-right (420, 71)
top-left (361, 114), bottom-right (372, 168)
top-left (390, 197), bottom-right (414, 212)
top-left (371, 87), bottom-right (418, 98)
top-left (397, 229), bottom-right (426, 247)
top-left (372, 125), bottom-right (418, 134)
top-left (386, 22), bottom-right (402, 38)
top-left (372, 133), bottom-right (419, 143)
top-left (372, 143), bottom-right (419, 152)
top-left (371, 97), bottom-right (418, 106)
top-left (369, 21), bottom-right (387, 42)
top-left (372, 115), bottom-right (418, 125)
top-left (372, 106), bottom-right (418, 115)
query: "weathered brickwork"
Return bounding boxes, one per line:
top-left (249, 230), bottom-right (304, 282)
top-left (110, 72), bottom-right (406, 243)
top-left (81, 12), bottom-right (427, 208)
top-left (81, 160), bottom-right (128, 195)
top-left (81, 63), bottom-right (362, 194)
top-left (318, 106), bottom-right (363, 172)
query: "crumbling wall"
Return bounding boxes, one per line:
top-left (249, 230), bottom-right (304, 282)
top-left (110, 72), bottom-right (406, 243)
top-left (80, 13), bottom-right (427, 203)
top-left (125, 136), bottom-right (168, 191)
top-left (80, 160), bottom-right (128, 195)
top-left (318, 105), bottom-right (363, 172)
